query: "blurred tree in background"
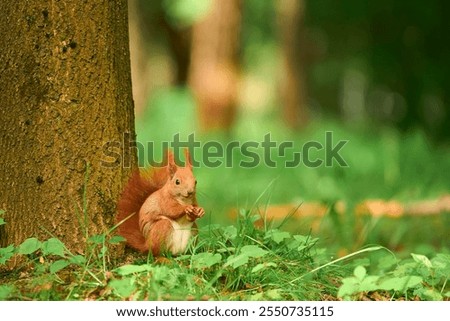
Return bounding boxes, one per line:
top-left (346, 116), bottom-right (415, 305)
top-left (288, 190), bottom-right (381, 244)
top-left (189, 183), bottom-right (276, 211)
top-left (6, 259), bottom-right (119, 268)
top-left (277, 0), bottom-right (309, 129)
top-left (189, 0), bottom-right (242, 132)
top-left (130, 0), bottom-right (241, 131)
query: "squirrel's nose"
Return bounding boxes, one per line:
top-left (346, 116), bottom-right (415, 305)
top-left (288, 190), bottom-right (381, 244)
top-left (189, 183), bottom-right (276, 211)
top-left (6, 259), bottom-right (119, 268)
top-left (187, 190), bottom-right (194, 196)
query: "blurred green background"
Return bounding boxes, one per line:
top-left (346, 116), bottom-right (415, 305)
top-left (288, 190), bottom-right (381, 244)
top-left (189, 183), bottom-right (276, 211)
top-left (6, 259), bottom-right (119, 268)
top-left (129, 0), bottom-right (449, 254)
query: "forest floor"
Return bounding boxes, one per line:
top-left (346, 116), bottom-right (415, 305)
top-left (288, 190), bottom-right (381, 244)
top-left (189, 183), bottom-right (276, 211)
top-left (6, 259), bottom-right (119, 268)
top-left (0, 207), bottom-right (448, 301)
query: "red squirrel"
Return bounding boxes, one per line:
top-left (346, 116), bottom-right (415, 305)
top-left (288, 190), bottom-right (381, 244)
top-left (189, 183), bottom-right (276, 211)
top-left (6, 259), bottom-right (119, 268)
top-left (116, 149), bottom-right (204, 256)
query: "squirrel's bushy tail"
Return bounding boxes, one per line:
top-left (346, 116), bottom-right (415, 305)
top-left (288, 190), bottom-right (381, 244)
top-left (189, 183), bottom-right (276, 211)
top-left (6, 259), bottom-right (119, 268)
top-left (116, 167), bottom-right (168, 252)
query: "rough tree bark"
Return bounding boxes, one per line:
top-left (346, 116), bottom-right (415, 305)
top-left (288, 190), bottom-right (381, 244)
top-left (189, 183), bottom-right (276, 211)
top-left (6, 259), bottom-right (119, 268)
top-left (0, 0), bottom-right (136, 251)
top-left (189, 0), bottom-right (242, 132)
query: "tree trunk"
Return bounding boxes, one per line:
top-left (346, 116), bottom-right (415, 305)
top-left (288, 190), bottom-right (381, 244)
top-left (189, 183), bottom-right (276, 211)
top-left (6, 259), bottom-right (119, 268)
top-left (189, 0), bottom-right (242, 132)
top-left (277, 0), bottom-right (308, 129)
top-left (0, 0), bottom-right (136, 251)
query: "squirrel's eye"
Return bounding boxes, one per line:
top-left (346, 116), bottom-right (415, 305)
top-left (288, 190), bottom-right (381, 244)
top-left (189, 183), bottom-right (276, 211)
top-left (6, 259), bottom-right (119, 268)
top-left (195, 180), bottom-right (197, 185)
top-left (175, 179), bottom-right (180, 185)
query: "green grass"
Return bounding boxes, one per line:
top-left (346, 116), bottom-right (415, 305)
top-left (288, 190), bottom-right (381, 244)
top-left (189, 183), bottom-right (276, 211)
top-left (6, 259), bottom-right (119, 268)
top-left (0, 208), bottom-right (449, 301)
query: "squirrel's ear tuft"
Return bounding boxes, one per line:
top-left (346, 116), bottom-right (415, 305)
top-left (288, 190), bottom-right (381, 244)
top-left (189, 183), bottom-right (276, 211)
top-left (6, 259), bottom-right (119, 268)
top-left (184, 148), bottom-right (192, 168)
top-left (161, 148), bottom-right (172, 166)
top-left (167, 150), bottom-right (177, 177)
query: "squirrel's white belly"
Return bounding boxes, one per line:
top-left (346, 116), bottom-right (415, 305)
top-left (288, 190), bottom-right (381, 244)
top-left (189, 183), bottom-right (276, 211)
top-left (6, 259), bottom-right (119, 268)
top-left (169, 219), bottom-right (193, 255)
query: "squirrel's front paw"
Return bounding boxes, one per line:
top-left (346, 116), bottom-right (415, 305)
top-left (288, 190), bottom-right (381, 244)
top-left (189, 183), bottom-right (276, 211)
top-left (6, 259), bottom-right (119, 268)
top-left (185, 205), bottom-right (205, 221)
top-left (194, 206), bottom-right (205, 218)
top-left (185, 205), bottom-right (197, 221)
